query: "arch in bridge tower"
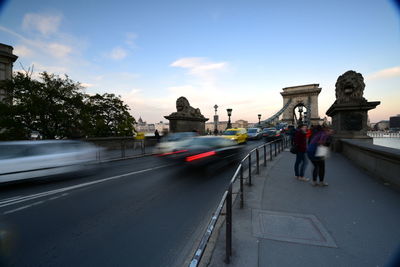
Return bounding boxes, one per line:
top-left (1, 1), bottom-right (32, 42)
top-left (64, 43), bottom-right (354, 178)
top-left (280, 84), bottom-right (321, 126)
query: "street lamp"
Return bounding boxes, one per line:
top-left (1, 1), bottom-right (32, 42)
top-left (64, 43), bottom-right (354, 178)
top-left (298, 106), bottom-right (304, 124)
top-left (226, 108), bottom-right (232, 129)
top-left (214, 105), bottom-right (219, 135)
top-left (258, 114), bottom-right (262, 126)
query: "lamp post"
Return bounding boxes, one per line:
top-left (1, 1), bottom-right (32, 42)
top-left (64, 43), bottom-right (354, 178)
top-left (258, 114), bottom-right (261, 126)
top-left (226, 108), bottom-right (232, 129)
top-left (298, 106), bottom-right (304, 124)
top-left (214, 104), bottom-right (219, 135)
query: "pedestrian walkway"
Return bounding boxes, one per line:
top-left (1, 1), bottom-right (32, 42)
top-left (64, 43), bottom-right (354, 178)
top-left (207, 150), bottom-right (400, 267)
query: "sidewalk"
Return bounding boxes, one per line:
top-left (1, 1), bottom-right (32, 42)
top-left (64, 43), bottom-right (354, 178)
top-left (207, 150), bottom-right (400, 267)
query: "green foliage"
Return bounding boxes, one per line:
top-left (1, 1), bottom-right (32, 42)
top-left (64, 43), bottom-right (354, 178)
top-left (0, 71), bottom-right (135, 140)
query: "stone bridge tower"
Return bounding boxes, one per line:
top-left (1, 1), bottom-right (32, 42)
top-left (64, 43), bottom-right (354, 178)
top-left (0, 43), bottom-right (18, 103)
top-left (281, 84), bottom-right (321, 126)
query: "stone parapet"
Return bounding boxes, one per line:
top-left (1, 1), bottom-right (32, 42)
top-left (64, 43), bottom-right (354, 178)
top-left (340, 139), bottom-right (400, 190)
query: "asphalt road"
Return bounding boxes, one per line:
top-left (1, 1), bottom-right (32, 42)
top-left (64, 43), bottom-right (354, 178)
top-left (0, 139), bottom-right (268, 267)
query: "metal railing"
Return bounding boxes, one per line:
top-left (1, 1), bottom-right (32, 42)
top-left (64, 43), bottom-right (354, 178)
top-left (367, 131), bottom-right (400, 138)
top-left (189, 136), bottom-right (290, 266)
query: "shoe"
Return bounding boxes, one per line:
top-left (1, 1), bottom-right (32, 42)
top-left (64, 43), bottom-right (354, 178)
top-left (299, 177), bottom-right (310, 182)
top-left (319, 182), bottom-right (329, 186)
top-left (311, 181), bottom-right (318, 186)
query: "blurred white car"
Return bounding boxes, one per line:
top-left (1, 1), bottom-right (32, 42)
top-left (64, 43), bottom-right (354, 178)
top-left (0, 140), bottom-right (99, 183)
top-left (153, 132), bottom-right (198, 155)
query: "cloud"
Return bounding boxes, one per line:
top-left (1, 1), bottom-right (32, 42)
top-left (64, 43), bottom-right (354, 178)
top-left (170, 57), bottom-right (227, 77)
top-left (81, 83), bottom-right (95, 88)
top-left (109, 47), bottom-right (128, 60)
top-left (47, 43), bottom-right (72, 58)
top-left (13, 45), bottom-right (33, 57)
top-left (22, 13), bottom-right (62, 36)
top-left (366, 66), bottom-right (400, 80)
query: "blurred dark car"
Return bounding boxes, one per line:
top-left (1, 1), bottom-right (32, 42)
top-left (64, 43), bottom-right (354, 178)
top-left (247, 128), bottom-right (262, 140)
top-left (156, 136), bottom-right (243, 167)
top-left (262, 128), bottom-right (282, 142)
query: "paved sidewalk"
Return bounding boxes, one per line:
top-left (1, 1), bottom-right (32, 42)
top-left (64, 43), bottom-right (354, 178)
top-left (207, 150), bottom-right (400, 267)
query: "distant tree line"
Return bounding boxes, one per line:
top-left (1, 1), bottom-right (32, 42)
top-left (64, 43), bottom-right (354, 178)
top-left (0, 71), bottom-right (136, 140)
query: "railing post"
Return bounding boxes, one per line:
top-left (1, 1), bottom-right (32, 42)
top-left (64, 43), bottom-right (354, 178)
top-left (274, 142), bottom-right (277, 157)
top-left (248, 154), bottom-right (252, 186)
top-left (270, 143), bottom-right (273, 161)
top-left (225, 185), bottom-right (232, 263)
top-left (256, 149), bottom-right (260, 174)
top-left (263, 144), bottom-right (267, 167)
top-left (240, 165), bottom-right (244, 209)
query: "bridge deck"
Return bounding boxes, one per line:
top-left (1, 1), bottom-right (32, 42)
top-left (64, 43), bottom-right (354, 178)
top-left (208, 150), bottom-right (400, 267)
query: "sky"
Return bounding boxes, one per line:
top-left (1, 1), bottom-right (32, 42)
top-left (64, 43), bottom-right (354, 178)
top-left (0, 0), bottom-right (399, 123)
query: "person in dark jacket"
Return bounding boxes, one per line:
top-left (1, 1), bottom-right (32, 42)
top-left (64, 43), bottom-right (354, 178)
top-left (307, 125), bottom-right (329, 186)
top-left (293, 124), bottom-right (309, 181)
top-left (154, 129), bottom-right (160, 142)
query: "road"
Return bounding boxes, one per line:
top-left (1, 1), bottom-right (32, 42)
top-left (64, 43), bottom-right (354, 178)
top-left (0, 139), bottom-right (267, 267)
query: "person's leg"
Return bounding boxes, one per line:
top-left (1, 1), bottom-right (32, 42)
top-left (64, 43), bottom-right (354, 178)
top-left (319, 160), bottom-right (325, 181)
top-left (311, 160), bottom-right (318, 181)
top-left (299, 153), bottom-right (309, 181)
top-left (319, 160), bottom-right (328, 186)
top-left (294, 153), bottom-right (301, 177)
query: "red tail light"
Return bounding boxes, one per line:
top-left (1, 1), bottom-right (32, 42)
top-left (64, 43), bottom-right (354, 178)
top-left (185, 151), bottom-right (216, 162)
top-left (157, 150), bottom-right (188, 156)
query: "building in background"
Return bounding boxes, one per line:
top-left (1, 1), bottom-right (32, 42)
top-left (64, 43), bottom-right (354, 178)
top-left (136, 117), bottom-right (155, 134)
top-left (0, 43), bottom-right (18, 103)
top-left (154, 121), bottom-right (169, 135)
top-left (389, 115), bottom-right (400, 131)
top-left (205, 120), bottom-right (252, 133)
top-left (374, 120), bottom-right (390, 131)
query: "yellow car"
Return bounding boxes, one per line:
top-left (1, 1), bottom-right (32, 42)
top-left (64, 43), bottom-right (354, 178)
top-left (221, 128), bottom-right (248, 144)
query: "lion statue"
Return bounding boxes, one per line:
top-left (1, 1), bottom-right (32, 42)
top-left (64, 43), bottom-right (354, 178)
top-left (335, 70), bottom-right (366, 104)
top-left (170, 96), bottom-right (204, 118)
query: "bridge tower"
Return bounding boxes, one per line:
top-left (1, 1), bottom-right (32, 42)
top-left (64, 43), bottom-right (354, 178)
top-left (280, 84), bottom-right (321, 126)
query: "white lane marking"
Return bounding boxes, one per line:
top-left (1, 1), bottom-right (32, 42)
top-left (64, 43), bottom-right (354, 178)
top-left (3, 200), bottom-right (45, 215)
top-left (49, 193), bottom-right (68, 201)
top-left (0, 164), bottom-right (171, 209)
top-left (3, 193), bottom-right (69, 215)
top-left (0, 195), bottom-right (23, 204)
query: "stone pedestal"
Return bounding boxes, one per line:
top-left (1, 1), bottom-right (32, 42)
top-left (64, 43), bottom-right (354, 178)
top-left (326, 101), bottom-right (380, 150)
top-left (164, 96), bottom-right (209, 134)
top-left (326, 70), bottom-right (380, 151)
top-left (164, 115), bottom-right (208, 134)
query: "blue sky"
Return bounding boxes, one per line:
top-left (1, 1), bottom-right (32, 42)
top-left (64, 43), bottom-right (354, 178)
top-left (0, 0), bottom-right (399, 123)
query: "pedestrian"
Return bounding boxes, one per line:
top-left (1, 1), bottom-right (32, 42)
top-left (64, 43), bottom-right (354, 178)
top-left (154, 129), bottom-right (160, 143)
top-left (293, 124), bottom-right (309, 182)
top-left (288, 125), bottom-right (296, 146)
top-left (214, 128), bottom-right (219, 136)
top-left (307, 125), bottom-right (330, 186)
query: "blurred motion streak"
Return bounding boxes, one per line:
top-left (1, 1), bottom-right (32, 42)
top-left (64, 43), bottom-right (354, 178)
top-left (0, 140), bottom-right (101, 183)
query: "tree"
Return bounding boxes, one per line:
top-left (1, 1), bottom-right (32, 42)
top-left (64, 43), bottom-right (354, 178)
top-left (82, 93), bottom-right (136, 137)
top-left (0, 71), bottom-right (135, 140)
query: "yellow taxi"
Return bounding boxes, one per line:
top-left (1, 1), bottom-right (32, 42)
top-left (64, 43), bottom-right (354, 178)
top-left (221, 128), bottom-right (248, 144)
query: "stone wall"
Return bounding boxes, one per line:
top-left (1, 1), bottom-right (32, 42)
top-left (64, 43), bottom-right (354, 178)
top-left (83, 136), bottom-right (158, 150)
top-left (340, 139), bottom-right (400, 190)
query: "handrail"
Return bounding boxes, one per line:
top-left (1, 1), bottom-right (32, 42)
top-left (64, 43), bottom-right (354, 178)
top-left (188, 136), bottom-right (289, 266)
